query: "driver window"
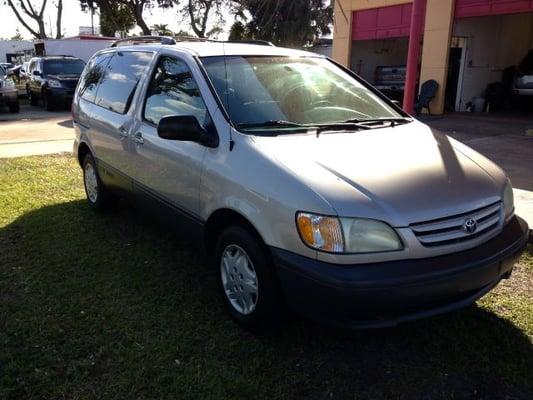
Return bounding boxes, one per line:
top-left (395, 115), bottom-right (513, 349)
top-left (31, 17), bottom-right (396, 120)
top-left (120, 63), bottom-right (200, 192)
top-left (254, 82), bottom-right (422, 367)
top-left (143, 56), bottom-right (209, 127)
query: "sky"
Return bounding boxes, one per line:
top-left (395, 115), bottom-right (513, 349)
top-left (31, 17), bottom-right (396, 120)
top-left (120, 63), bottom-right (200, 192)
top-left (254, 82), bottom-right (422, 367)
top-left (1, 0), bottom-right (233, 40)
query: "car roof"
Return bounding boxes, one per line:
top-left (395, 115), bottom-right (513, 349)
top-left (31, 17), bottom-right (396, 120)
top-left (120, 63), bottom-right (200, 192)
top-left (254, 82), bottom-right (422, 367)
top-left (110, 41), bottom-right (323, 58)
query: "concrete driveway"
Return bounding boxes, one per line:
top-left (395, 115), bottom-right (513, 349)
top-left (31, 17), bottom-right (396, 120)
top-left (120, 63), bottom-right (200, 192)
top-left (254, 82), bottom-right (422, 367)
top-left (422, 113), bottom-right (533, 233)
top-left (0, 105), bottom-right (73, 158)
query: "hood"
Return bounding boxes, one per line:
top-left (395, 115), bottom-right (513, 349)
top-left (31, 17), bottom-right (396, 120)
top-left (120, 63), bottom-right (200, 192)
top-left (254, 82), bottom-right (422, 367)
top-left (251, 121), bottom-right (505, 226)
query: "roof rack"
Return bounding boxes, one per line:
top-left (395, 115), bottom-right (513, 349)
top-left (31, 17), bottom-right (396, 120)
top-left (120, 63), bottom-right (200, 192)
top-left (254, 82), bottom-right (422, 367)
top-left (111, 35), bottom-right (275, 48)
top-left (111, 36), bottom-right (176, 47)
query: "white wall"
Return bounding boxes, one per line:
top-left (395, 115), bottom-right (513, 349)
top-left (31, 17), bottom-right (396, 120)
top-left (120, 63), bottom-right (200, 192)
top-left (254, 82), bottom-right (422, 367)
top-left (43, 39), bottom-right (115, 62)
top-left (350, 38), bottom-right (408, 82)
top-left (452, 13), bottom-right (533, 110)
top-left (0, 40), bottom-right (33, 63)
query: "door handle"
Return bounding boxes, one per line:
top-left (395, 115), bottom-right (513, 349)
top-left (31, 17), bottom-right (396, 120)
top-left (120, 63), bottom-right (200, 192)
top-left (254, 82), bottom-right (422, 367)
top-left (118, 127), bottom-right (129, 139)
top-left (132, 132), bottom-right (144, 145)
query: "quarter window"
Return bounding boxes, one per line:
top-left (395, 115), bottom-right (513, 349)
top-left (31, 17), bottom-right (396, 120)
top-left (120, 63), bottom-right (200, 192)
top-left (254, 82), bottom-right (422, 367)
top-left (95, 51), bottom-right (153, 114)
top-left (143, 56), bottom-right (209, 127)
top-left (78, 53), bottom-right (112, 103)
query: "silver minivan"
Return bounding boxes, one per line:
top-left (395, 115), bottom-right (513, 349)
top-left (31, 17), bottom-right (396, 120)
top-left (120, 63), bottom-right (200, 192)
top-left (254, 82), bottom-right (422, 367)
top-left (73, 37), bottom-right (529, 331)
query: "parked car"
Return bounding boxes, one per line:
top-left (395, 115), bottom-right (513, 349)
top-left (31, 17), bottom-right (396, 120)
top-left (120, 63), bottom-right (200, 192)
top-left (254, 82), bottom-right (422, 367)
top-left (0, 64), bottom-right (20, 113)
top-left (27, 55), bottom-right (85, 110)
top-left (73, 38), bottom-right (529, 332)
top-left (0, 62), bottom-right (14, 70)
top-left (7, 64), bottom-right (29, 96)
top-left (513, 49), bottom-right (533, 96)
top-left (374, 65), bottom-right (406, 104)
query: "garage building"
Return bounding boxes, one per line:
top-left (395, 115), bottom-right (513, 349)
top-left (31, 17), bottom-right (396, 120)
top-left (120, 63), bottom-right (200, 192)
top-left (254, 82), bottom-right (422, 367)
top-left (332, 0), bottom-right (533, 114)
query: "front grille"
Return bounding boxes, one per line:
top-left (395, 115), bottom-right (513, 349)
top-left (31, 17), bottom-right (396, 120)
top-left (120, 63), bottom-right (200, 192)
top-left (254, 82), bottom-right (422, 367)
top-left (410, 202), bottom-right (502, 247)
top-left (61, 80), bottom-right (78, 89)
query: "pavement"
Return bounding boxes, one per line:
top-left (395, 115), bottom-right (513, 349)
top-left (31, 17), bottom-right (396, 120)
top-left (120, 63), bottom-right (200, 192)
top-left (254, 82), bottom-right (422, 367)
top-left (0, 105), bottom-right (73, 158)
top-left (0, 106), bottom-right (532, 234)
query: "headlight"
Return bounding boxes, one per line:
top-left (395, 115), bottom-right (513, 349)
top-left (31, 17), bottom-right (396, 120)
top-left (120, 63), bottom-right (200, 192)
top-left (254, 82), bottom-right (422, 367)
top-left (48, 79), bottom-right (62, 88)
top-left (503, 179), bottom-right (514, 218)
top-left (296, 212), bottom-right (402, 254)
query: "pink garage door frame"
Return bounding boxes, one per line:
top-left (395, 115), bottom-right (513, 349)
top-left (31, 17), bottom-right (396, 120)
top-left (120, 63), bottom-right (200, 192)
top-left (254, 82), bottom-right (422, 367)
top-left (455, 0), bottom-right (533, 18)
top-left (352, 3), bottom-right (425, 41)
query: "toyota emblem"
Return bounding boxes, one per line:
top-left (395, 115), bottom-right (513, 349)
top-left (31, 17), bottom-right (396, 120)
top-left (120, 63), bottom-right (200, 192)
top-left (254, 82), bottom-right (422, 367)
top-left (463, 218), bottom-right (477, 233)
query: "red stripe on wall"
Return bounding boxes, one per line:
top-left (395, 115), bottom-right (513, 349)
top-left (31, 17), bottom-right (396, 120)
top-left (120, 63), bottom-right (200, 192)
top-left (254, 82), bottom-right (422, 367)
top-left (455, 0), bottom-right (533, 18)
top-left (352, 3), bottom-right (422, 41)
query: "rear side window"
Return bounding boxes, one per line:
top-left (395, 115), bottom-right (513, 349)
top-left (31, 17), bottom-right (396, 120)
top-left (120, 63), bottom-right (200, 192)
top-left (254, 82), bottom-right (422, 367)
top-left (78, 53), bottom-right (113, 103)
top-left (95, 51), bottom-right (153, 114)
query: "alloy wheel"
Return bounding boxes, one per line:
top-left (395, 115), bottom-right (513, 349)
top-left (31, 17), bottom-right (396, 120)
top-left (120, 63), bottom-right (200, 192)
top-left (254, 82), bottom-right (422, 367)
top-left (220, 244), bottom-right (259, 315)
top-left (84, 162), bottom-right (98, 203)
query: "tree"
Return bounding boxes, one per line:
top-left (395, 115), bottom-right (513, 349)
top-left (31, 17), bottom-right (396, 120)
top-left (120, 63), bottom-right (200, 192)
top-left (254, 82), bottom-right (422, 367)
top-left (4, 0), bottom-right (64, 39)
top-left (230, 0), bottom-right (332, 47)
top-left (177, 0), bottom-right (224, 38)
top-left (10, 28), bottom-right (24, 40)
top-left (152, 23), bottom-right (173, 35)
top-left (81, 0), bottom-right (172, 36)
top-left (99, 4), bottom-right (136, 36)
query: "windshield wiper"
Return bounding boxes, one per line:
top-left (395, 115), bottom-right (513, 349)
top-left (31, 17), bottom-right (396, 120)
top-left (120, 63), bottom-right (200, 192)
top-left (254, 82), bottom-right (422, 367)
top-left (236, 120), bottom-right (308, 130)
top-left (342, 117), bottom-right (412, 127)
top-left (236, 120), bottom-right (374, 137)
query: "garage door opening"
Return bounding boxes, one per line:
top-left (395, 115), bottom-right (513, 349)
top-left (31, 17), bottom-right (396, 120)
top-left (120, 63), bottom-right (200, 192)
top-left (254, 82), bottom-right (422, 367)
top-left (447, 13), bottom-right (533, 114)
top-left (351, 38), bottom-right (409, 104)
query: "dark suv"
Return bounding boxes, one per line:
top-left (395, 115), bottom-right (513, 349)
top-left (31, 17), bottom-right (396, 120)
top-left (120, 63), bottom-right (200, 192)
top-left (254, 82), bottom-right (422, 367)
top-left (28, 56), bottom-right (85, 110)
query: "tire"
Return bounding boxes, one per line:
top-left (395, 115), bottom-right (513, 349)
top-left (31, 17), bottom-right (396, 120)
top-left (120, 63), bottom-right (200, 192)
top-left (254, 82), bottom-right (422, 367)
top-left (215, 225), bottom-right (285, 333)
top-left (29, 90), bottom-right (38, 106)
top-left (8, 102), bottom-right (19, 113)
top-left (82, 153), bottom-right (117, 212)
top-left (43, 90), bottom-right (54, 111)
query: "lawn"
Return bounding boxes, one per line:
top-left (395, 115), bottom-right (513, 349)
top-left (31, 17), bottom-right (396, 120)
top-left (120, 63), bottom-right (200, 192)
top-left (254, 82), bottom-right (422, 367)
top-left (0, 154), bottom-right (532, 400)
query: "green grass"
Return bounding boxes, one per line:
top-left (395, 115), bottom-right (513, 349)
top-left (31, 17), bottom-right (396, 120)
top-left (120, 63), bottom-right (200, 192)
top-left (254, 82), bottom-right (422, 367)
top-left (0, 154), bottom-right (532, 400)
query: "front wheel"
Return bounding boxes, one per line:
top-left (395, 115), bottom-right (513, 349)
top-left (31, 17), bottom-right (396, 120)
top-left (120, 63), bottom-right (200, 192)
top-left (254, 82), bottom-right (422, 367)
top-left (82, 153), bottom-right (117, 211)
top-left (29, 90), bottom-right (38, 106)
top-left (43, 90), bottom-right (54, 111)
top-left (215, 226), bottom-right (285, 333)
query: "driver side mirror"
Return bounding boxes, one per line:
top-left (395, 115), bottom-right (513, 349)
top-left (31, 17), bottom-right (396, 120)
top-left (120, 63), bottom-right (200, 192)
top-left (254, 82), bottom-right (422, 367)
top-left (33, 70), bottom-right (41, 76)
top-left (157, 115), bottom-right (218, 148)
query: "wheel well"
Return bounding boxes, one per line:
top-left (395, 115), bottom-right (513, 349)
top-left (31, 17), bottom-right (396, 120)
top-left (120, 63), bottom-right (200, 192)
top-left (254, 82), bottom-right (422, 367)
top-left (204, 209), bottom-right (266, 255)
top-left (77, 142), bottom-right (91, 167)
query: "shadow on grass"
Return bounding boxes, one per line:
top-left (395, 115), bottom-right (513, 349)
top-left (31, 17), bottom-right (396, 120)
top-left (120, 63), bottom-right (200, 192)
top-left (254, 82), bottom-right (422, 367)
top-left (1, 199), bottom-right (532, 399)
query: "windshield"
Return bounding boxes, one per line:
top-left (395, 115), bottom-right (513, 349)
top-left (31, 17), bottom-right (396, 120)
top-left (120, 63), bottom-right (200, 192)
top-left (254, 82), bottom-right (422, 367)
top-left (201, 56), bottom-right (403, 131)
top-left (43, 59), bottom-right (85, 76)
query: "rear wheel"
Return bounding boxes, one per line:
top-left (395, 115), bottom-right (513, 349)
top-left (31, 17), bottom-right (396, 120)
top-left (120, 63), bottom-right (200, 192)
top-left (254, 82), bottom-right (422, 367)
top-left (82, 153), bottom-right (117, 211)
top-left (8, 102), bottom-right (19, 113)
top-left (215, 225), bottom-right (284, 333)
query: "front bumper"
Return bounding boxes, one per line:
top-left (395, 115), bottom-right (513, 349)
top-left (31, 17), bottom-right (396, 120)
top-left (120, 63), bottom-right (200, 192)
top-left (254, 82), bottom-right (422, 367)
top-left (271, 216), bottom-right (529, 329)
top-left (47, 87), bottom-right (75, 103)
top-left (513, 87), bottom-right (533, 96)
top-left (0, 88), bottom-right (18, 105)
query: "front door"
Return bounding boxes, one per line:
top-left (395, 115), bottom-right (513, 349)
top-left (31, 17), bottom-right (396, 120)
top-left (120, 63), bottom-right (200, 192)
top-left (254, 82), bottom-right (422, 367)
top-left (127, 54), bottom-right (214, 218)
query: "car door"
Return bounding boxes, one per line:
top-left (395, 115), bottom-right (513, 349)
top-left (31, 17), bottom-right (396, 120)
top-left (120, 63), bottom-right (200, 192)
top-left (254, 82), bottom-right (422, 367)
top-left (127, 52), bottom-right (215, 217)
top-left (88, 50), bottom-right (154, 190)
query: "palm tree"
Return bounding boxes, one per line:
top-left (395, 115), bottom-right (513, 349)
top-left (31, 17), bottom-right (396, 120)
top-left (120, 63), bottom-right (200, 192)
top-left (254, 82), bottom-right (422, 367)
top-left (152, 23), bottom-right (174, 36)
